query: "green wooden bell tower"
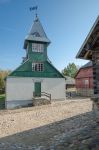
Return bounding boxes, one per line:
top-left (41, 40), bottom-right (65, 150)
top-left (24, 15), bottom-right (50, 62)
top-left (9, 15), bottom-right (64, 78)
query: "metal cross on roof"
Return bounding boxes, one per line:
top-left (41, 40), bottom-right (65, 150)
top-left (30, 6), bottom-right (38, 18)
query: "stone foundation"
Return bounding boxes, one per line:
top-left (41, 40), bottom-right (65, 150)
top-left (33, 98), bottom-right (51, 106)
top-left (91, 95), bottom-right (99, 123)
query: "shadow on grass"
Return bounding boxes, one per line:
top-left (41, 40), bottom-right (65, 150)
top-left (0, 95), bottom-right (5, 109)
top-left (0, 111), bottom-right (98, 149)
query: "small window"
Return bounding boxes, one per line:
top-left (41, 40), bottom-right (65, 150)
top-left (84, 80), bottom-right (89, 85)
top-left (83, 79), bottom-right (89, 88)
top-left (32, 32), bottom-right (40, 37)
top-left (32, 63), bottom-right (44, 72)
top-left (32, 43), bottom-right (44, 52)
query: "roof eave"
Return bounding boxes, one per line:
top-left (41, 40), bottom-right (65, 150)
top-left (76, 16), bottom-right (99, 59)
top-left (23, 38), bottom-right (51, 49)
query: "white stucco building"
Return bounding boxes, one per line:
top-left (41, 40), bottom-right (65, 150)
top-left (6, 15), bottom-right (65, 109)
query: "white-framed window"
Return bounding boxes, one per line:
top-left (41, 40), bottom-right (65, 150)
top-left (32, 63), bottom-right (44, 72)
top-left (83, 79), bottom-right (89, 88)
top-left (32, 43), bottom-right (44, 52)
top-left (84, 79), bottom-right (89, 85)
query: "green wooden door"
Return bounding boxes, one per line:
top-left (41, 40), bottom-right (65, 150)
top-left (35, 82), bottom-right (41, 97)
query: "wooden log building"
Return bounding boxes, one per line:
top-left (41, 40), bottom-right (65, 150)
top-left (76, 16), bottom-right (99, 121)
top-left (75, 61), bottom-right (93, 96)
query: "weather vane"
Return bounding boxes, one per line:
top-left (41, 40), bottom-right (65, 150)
top-left (30, 6), bottom-right (38, 18)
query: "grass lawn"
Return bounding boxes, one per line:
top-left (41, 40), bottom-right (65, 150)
top-left (0, 94), bottom-right (5, 109)
top-left (0, 94), bottom-right (5, 100)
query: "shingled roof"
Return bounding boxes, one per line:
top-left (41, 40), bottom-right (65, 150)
top-left (24, 16), bottom-right (51, 49)
top-left (75, 61), bottom-right (93, 78)
top-left (81, 61), bottom-right (92, 69)
top-left (76, 16), bottom-right (99, 60)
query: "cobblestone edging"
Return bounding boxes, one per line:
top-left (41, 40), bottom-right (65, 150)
top-left (0, 122), bottom-right (98, 150)
top-left (91, 96), bottom-right (99, 122)
top-left (52, 122), bottom-right (99, 150)
top-left (0, 112), bottom-right (98, 150)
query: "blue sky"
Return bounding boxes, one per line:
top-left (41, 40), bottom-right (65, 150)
top-left (0, 0), bottom-right (99, 71)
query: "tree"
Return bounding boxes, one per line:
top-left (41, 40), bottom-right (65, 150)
top-left (0, 74), bottom-right (4, 89)
top-left (0, 70), bottom-right (11, 93)
top-left (62, 63), bottom-right (79, 78)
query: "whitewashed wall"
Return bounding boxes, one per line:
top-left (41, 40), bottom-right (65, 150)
top-left (41, 78), bottom-right (65, 100)
top-left (6, 77), bottom-right (66, 108)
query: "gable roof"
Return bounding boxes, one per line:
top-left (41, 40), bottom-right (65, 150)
top-left (24, 16), bottom-right (51, 49)
top-left (81, 61), bottom-right (92, 69)
top-left (75, 61), bottom-right (92, 78)
top-left (8, 60), bottom-right (64, 78)
top-left (76, 16), bottom-right (99, 59)
top-left (46, 61), bottom-right (64, 78)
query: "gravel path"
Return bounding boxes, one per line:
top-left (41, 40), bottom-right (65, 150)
top-left (0, 98), bottom-right (98, 149)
